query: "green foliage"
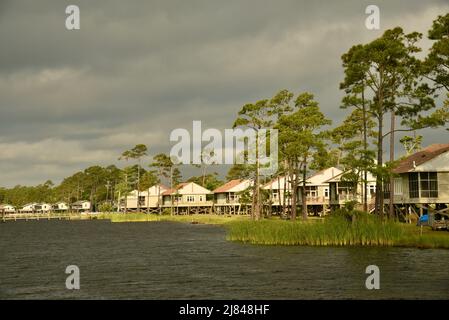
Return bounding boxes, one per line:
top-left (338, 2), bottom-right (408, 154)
top-left (310, 147), bottom-right (340, 171)
top-left (187, 173), bottom-right (223, 191)
top-left (340, 26), bottom-right (449, 216)
top-left (276, 92), bottom-right (331, 219)
top-left (98, 202), bottom-right (114, 213)
top-left (332, 108), bottom-right (376, 173)
top-left (140, 170), bottom-right (159, 190)
top-left (233, 99), bottom-right (272, 130)
top-left (399, 134), bottom-right (423, 155)
top-left (150, 153), bottom-right (180, 187)
top-left (0, 182), bottom-right (55, 207)
top-left (172, 168), bottom-right (182, 186)
top-left (425, 13), bottom-right (449, 91)
top-left (226, 163), bottom-right (253, 181)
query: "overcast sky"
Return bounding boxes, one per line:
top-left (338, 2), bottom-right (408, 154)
top-left (0, 0), bottom-right (448, 187)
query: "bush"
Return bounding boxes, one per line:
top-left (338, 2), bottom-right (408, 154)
top-left (98, 202), bottom-right (114, 213)
top-left (161, 209), bottom-right (171, 215)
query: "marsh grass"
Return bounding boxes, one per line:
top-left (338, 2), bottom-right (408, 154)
top-left (225, 214), bottom-right (449, 248)
top-left (98, 213), bottom-right (249, 225)
top-left (97, 212), bottom-right (449, 248)
top-left (396, 224), bottom-right (449, 249)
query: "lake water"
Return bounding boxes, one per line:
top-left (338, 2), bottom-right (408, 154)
top-left (0, 220), bottom-right (448, 299)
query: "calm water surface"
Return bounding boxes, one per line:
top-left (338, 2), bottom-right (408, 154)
top-left (0, 220), bottom-right (448, 299)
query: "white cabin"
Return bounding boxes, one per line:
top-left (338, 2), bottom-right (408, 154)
top-left (386, 144), bottom-right (449, 212)
top-left (262, 175), bottom-right (294, 206)
top-left (52, 202), bottom-right (69, 211)
top-left (71, 200), bottom-right (91, 212)
top-left (162, 182), bottom-right (212, 206)
top-left (0, 204), bottom-right (15, 213)
top-left (213, 179), bottom-right (253, 204)
top-left (20, 203), bottom-right (38, 213)
top-left (123, 184), bottom-right (168, 210)
top-left (299, 167), bottom-right (344, 205)
top-left (263, 167), bottom-right (343, 215)
top-left (327, 170), bottom-right (377, 208)
top-left (34, 203), bottom-right (52, 212)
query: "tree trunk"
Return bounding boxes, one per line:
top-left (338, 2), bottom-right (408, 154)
top-left (158, 169), bottom-right (163, 214)
top-left (170, 167), bottom-right (174, 215)
top-left (375, 116), bottom-right (384, 218)
top-left (137, 162), bottom-right (140, 213)
top-left (117, 190), bottom-right (121, 213)
top-left (389, 111), bottom-right (395, 219)
top-left (277, 175), bottom-right (281, 217)
top-left (202, 165), bottom-right (206, 187)
top-left (124, 173), bottom-right (128, 214)
top-left (290, 167), bottom-right (297, 221)
top-left (362, 86), bottom-right (368, 213)
top-left (282, 161), bottom-right (288, 216)
top-left (253, 134), bottom-right (261, 220)
top-left (302, 162), bottom-right (308, 220)
top-left (157, 184), bottom-right (161, 215)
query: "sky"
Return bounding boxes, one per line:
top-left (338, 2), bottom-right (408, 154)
top-left (0, 0), bottom-right (448, 187)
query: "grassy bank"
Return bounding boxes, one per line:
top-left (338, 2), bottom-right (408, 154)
top-left (97, 212), bottom-right (449, 249)
top-left (226, 214), bottom-right (449, 249)
top-left (98, 212), bottom-right (250, 225)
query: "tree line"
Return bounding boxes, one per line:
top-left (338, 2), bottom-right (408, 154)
top-left (230, 13), bottom-right (449, 221)
top-left (0, 151), bottom-right (222, 210)
top-left (1, 14), bottom-right (448, 218)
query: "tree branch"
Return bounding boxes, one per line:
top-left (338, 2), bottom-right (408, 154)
top-left (382, 127), bottom-right (418, 139)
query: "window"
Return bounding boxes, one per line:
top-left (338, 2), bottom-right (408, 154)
top-left (199, 196), bottom-right (203, 202)
top-left (408, 173), bottom-right (419, 198)
top-left (420, 172), bottom-right (438, 198)
top-left (369, 185), bottom-right (376, 196)
top-left (383, 178), bottom-right (403, 198)
top-left (338, 185), bottom-right (351, 196)
top-left (383, 182), bottom-right (391, 199)
top-left (187, 195), bottom-right (195, 202)
top-left (394, 178), bottom-right (403, 195)
top-left (324, 188), bottom-right (329, 199)
top-left (138, 196), bottom-right (146, 206)
top-left (272, 190), bottom-right (279, 200)
top-left (305, 186), bottom-right (317, 198)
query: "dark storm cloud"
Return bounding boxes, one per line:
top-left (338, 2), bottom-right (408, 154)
top-left (0, 0), bottom-right (448, 186)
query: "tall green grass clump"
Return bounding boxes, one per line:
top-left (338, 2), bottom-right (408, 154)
top-left (226, 211), bottom-right (405, 246)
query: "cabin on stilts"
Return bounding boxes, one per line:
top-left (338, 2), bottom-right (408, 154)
top-left (162, 182), bottom-right (213, 215)
top-left (124, 184), bottom-right (169, 213)
top-left (213, 179), bottom-right (253, 215)
top-left (384, 143), bottom-right (449, 221)
top-left (326, 170), bottom-right (377, 213)
top-left (298, 167), bottom-right (343, 216)
top-left (262, 175), bottom-right (293, 216)
top-left (263, 167), bottom-right (343, 216)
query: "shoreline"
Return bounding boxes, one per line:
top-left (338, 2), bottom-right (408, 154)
top-left (3, 213), bottom-right (449, 249)
top-left (101, 213), bottom-right (449, 249)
